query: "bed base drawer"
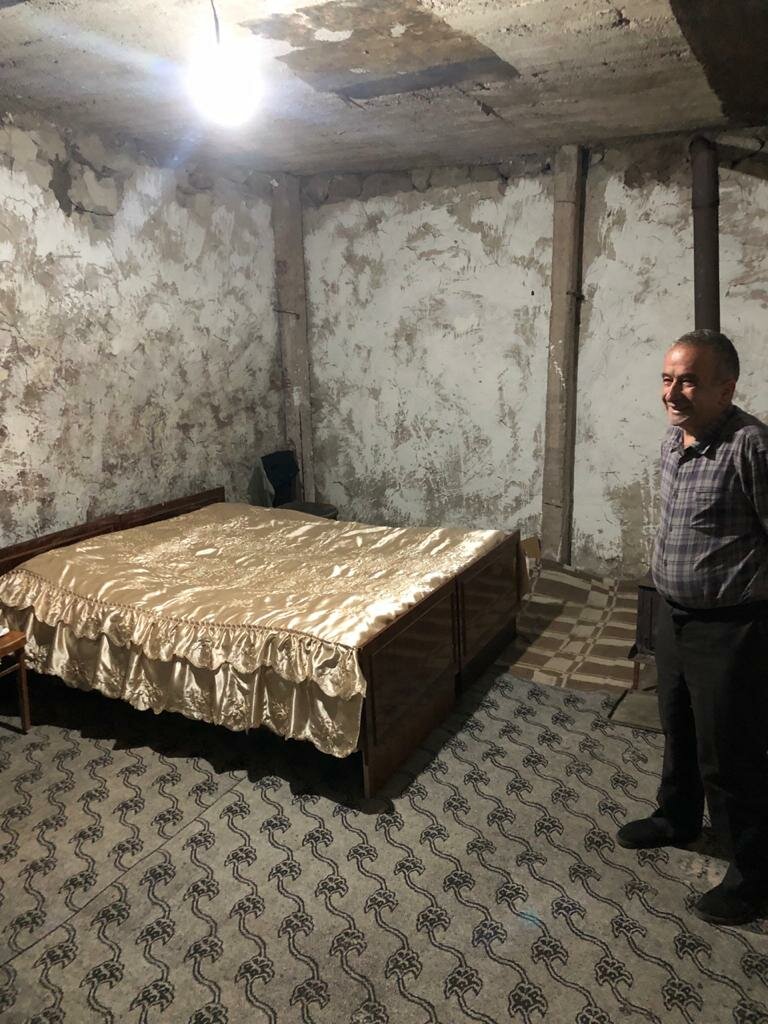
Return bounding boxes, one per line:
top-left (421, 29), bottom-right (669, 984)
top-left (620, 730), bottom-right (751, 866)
top-left (359, 585), bottom-right (457, 796)
top-left (365, 588), bottom-right (456, 745)
top-left (458, 533), bottom-right (519, 673)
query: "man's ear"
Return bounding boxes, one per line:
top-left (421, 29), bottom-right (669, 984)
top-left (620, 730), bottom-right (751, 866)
top-left (722, 378), bottom-right (737, 404)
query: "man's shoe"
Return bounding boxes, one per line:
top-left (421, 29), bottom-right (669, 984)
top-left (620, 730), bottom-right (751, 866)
top-left (693, 881), bottom-right (767, 926)
top-left (616, 816), bottom-right (699, 850)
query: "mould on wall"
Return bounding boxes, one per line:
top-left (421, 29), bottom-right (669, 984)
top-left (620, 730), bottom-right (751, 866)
top-left (360, 171), bottom-right (413, 201)
top-left (623, 139), bottom-right (682, 190)
top-left (429, 166), bottom-right (470, 189)
top-left (304, 173), bottom-right (553, 536)
top-left (326, 173), bottom-right (363, 203)
top-left (301, 153), bottom-right (553, 207)
top-left (48, 154), bottom-right (73, 215)
top-left (0, 114), bottom-right (282, 545)
top-left (573, 136), bottom-right (768, 577)
top-left (411, 168), bottom-right (432, 192)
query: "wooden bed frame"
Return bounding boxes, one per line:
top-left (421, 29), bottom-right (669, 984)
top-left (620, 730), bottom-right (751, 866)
top-left (0, 489), bottom-right (520, 797)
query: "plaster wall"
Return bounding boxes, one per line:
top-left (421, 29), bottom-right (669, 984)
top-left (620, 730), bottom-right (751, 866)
top-left (0, 116), bottom-right (281, 545)
top-left (304, 173), bottom-right (553, 535)
top-left (572, 138), bottom-right (768, 577)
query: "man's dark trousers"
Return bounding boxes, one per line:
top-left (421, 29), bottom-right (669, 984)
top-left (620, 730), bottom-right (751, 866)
top-left (654, 597), bottom-right (768, 893)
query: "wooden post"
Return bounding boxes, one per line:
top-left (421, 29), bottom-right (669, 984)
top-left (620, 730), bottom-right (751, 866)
top-left (271, 173), bottom-right (315, 501)
top-left (541, 145), bottom-right (587, 564)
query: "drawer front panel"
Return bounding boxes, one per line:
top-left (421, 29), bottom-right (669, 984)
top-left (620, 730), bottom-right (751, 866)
top-left (461, 548), bottom-right (518, 663)
top-left (368, 592), bottom-right (456, 743)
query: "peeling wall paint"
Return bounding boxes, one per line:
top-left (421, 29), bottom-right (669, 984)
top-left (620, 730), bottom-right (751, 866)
top-left (573, 138), bottom-right (768, 577)
top-left (719, 164), bottom-right (768, 420)
top-left (0, 115), bottom-right (282, 545)
top-left (5, 113), bottom-right (763, 575)
top-left (303, 175), bottom-right (553, 535)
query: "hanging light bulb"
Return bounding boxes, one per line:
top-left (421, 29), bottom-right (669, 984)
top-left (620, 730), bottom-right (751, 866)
top-left (185, 1), bottom-right (262, 128)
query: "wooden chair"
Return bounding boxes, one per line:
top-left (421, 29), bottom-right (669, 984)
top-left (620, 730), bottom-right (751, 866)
top-left (0, 630), bottom-right (31, 732)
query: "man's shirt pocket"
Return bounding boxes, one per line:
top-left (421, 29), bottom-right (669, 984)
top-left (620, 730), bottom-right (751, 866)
top-left (690, 488), bottom-right (726, 534)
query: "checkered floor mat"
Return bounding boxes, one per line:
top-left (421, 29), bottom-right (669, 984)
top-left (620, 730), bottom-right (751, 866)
top-left (498, 561), bottom-right (639, 691)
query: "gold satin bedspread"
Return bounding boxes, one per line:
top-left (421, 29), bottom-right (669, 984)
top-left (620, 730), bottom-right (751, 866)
top-left (0, 503), bottom-right (508, 756)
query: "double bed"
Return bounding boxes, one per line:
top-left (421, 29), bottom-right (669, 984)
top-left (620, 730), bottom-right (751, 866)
top-left (0, 489), bottom-right (521, 795)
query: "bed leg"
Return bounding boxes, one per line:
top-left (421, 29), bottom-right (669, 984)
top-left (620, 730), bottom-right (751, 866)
top-left (359, 698), bottom-right (374, 799)
top-left (362, 754), bottom-right (373, 801)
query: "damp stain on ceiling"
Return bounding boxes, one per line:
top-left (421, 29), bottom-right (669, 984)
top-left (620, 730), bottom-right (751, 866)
top-left (0, 0), bottom-right (766, 173)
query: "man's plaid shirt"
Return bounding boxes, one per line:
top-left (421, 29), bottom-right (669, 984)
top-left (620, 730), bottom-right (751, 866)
top-left (651, 404), bottom-right (768, 609)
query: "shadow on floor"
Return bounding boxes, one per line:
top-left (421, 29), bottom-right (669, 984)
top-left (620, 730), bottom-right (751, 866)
top-left (0, 667), bottom-right (503, 815)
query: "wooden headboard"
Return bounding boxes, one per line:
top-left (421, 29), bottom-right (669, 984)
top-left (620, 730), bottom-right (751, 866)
top-left (0, 488), bottom-right (225, 576)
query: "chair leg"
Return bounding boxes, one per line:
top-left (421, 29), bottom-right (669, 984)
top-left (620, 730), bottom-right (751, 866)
top-left (16, 651), bottom-right (31, 733)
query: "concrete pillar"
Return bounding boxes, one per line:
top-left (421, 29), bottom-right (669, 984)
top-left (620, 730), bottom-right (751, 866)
top-left (541, 145), bottom-right (587, 564)
top-left (271, 173), bottom-right (315, 501)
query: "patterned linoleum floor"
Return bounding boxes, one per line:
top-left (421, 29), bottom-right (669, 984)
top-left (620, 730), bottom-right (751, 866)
top-left (0, 668), bottom-right (766, 1024)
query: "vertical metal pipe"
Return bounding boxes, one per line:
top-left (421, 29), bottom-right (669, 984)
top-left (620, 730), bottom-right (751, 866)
top-left (689, 135), bottom-right (720, 331)
top-left (271, 173), bottom-right (316, 502)
top-left (541, 145), bottom-right (588, 565)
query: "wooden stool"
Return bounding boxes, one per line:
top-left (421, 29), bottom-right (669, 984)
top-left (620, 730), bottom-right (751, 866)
top-left (0, 630), bottom-right (31, 732)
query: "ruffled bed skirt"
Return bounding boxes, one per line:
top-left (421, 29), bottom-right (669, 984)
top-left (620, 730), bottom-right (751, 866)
top-left (0, 567), bottom-right (365, 701)
top-left (6, 607), bottom-right (364, 758)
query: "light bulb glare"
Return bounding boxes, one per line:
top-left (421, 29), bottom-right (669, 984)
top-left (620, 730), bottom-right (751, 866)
top-left (186, 37), bottom-right (260, 127)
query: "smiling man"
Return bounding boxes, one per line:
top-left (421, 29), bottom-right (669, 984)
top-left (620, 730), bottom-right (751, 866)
top-left (617, 329), bottom-right (768, 926)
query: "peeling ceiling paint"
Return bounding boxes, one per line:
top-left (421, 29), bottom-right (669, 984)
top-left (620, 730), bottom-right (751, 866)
top-left (244, 0), bottom-right (519, 100)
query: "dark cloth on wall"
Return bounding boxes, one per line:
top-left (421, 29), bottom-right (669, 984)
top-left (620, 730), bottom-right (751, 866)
top-left (261, 450), bottom-right (299, 506)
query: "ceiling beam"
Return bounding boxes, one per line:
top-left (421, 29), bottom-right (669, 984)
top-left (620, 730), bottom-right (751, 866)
top-left (670, 0), bottom-right (768, 125)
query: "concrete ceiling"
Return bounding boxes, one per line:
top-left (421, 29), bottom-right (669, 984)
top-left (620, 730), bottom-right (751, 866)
top-left (0, 0), bottom-right (766, 173)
